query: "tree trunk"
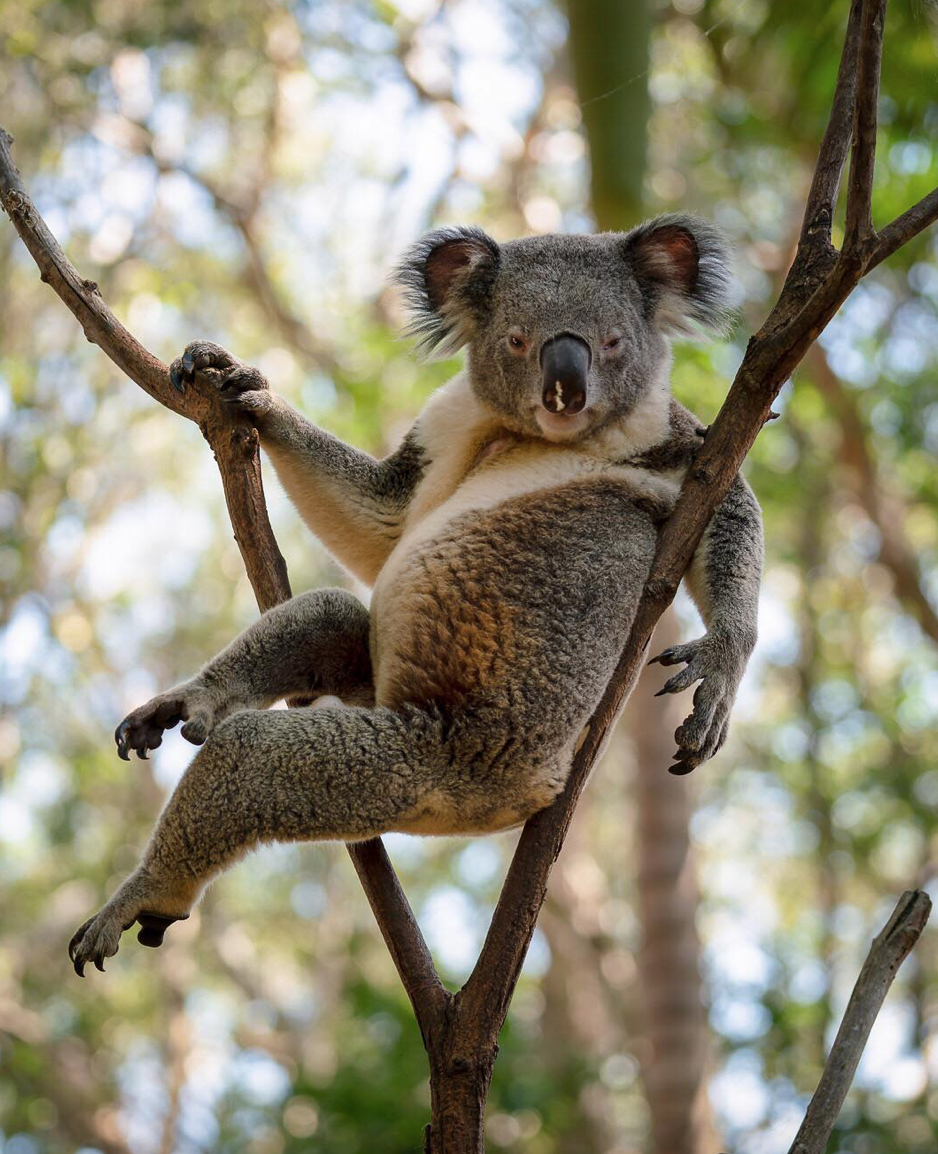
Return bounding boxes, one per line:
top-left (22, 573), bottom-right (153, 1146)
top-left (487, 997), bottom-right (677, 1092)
top-left (564, 0), bottom-right (650, 231)
top-left (424, 1013), bottom-right (496, 1154)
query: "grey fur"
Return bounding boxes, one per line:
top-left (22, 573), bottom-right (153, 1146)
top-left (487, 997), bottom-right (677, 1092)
top-left (69, 217), bottom-right (762, 975)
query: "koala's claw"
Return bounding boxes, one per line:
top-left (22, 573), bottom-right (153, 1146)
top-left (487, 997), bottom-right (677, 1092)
top-left (69, 910), bottom-right (125, 976)
top-left (169, 362), bottom-right (188, 393)
top-left (649, 634), bottom-right (741, 775)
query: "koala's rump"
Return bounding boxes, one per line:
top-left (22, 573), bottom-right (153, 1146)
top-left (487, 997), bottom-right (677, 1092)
top-left (372, 477), bottom-right (658, 777)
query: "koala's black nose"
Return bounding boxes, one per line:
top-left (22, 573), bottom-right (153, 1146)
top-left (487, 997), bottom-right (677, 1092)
top-left (540, 334), bottom-right (590, 415)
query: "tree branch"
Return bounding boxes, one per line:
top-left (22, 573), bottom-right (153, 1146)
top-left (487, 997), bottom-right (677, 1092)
top-left (799, 0), bottom-right (863, 247)
top-left (787, 890), bottom-right (932, 1154)
top-left (870, 185), bottom-right (938, 269)
top-left (0, 123), bottom-right (441, 1039)
top-left (844, 0), bottom-right (886, 249)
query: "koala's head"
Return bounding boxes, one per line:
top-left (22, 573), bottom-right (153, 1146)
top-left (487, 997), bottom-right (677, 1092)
top-left (395, 215), bottom-right (733, 442)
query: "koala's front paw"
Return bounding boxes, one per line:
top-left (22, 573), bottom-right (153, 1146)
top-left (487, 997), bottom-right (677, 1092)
top-left (115, 682), bottom-right (219, 761)
top-left (169, 340), bottom-right (271, 418)
top-left (649, 633), bottom-right (744, 775)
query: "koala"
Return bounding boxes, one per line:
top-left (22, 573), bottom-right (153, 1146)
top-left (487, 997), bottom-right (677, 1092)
top-left (69, 214), bottom-right (763, 976)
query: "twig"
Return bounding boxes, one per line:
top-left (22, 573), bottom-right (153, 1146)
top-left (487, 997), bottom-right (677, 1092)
top-left (787, 890), bottom-right (932, 1154)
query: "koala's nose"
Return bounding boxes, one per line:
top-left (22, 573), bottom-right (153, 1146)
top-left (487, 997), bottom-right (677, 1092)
top-left (540, 334), bottom-right (590, 415)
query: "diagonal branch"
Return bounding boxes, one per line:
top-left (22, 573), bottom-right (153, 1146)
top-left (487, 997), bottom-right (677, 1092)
top-left (800, 0), bottom-right (864, 247)
top-left (869, 185), bottom-right (938, 269)
top-left (0, 124), bottom-right (444, 1043)
top-left (787, 890), bottom-right (932, 1154)
top-left (844, 0), bottom-right (886, 249)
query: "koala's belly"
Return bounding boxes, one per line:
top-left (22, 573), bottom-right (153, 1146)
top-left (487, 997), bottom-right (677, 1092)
top-left (370, 471), bottom-right (665, 755)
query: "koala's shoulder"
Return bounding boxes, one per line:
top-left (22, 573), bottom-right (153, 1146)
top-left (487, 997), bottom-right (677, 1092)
top-left (626, 398), bottom-right (705, 472)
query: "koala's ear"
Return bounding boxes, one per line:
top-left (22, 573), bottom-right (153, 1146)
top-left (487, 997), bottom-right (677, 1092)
top-left (394, 226), bottom-right (501, 358)
top-left (622, 214), bottom-right (734, 337)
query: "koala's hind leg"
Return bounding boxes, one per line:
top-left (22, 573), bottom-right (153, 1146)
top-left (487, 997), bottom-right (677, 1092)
top-left (116, 588), bottom-right (373, 759)
top-left (69, 703), bottom-right (449, 974)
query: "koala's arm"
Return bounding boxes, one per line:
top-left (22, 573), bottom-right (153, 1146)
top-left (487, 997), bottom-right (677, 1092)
top-left (256, 396), bottom-right (425, 583)
top-left (684, 475), bottom-right (763, 656)
top-left (169, 341), bottom-right (426, 584)
top-left (653, 470), bottom-right (763, 774)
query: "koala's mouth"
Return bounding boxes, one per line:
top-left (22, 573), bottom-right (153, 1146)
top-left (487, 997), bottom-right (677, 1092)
top-left (534, 407), bottom-right (593, 442)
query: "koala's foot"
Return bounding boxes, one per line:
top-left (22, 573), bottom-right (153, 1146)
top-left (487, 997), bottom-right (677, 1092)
top-left (115, 681), bottom-right (221, 760)
top-left (649, 633), bottom-right (744, 775)
top-left (68, 871), bottom-right (190, 976)
top-left (169, 340), bottom-right (270, 418)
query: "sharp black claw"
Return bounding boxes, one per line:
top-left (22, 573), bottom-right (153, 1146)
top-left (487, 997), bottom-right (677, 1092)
top-left (654, 686), bottom-right (669, 697)
top-left (115, 721), bottom-right (131, 760)
top-left (136, 748), bottom-right (149, 761)
top-left (74, 959), bottom-right (85, 977)
top-left (182, 352), bottom-right (195, 374)
top-left (170, 366), bottom-right (187, 394)
top-left (95, 957), bottom-right (105, 972)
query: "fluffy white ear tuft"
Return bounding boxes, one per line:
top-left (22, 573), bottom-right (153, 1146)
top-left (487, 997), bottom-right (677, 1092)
top-left (393, 227), bottom-right (500, 359)
top-left (623, 214), bottom-right (735, 338)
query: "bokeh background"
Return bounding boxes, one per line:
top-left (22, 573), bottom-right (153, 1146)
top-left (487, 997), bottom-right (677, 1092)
top-left (3, 1), bottom-right (938, 1151)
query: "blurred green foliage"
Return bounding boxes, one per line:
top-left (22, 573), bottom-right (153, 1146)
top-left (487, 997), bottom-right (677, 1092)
top-left (2, 1), bottom-right (938, 1152)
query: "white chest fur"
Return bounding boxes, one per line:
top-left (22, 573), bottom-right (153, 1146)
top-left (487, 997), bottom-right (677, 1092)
top-left (371, 373), bottom-right (679, 613)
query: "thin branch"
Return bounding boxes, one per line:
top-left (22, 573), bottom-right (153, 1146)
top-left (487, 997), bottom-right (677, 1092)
top-left (799, 0), bottom-right (863, 246)
top-left (787, 890), bottom-right (932, 1154)
top-left (0, 128), bottom-right (177, 413)
top-left (461, 0), bottom-right (931, 1050)
top-left (844, 0), bottom-right (886, 249)
top-left (869, 185), bottom-right (938, 269)
top-left (0, 124), bottom-right (442, 1030)
top-left (347, 838), bottom-right (449, 1043)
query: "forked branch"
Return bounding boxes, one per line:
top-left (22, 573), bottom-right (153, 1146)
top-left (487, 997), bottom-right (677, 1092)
top-left (2, 1), bottom-right (937, 1144)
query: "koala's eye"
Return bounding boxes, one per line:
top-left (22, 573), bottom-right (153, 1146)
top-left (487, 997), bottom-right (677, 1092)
top-left (603, 335), bottom-right (622, 352)
top-left (507, 332), bottom-right (528, 354)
